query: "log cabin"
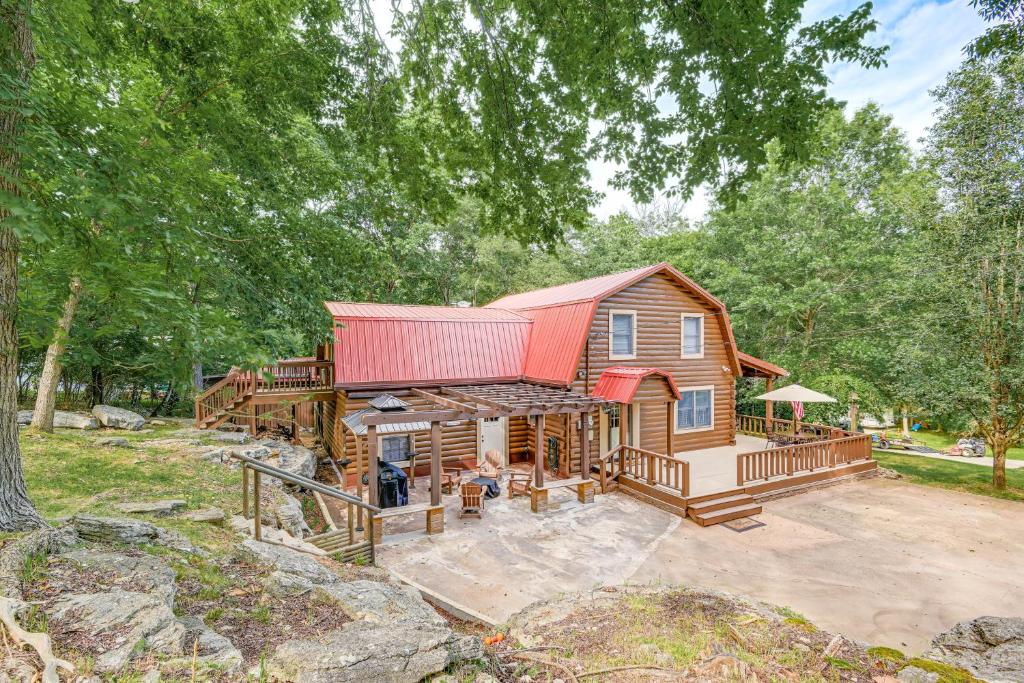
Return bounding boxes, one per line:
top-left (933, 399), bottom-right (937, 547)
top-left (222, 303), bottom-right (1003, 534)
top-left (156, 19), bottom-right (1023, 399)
top-left (197, 262), bottom-right (875, 532)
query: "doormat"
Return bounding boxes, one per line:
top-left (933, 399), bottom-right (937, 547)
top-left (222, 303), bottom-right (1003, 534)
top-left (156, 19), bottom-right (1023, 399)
top-left (721, 517), bottom-right (765, 532)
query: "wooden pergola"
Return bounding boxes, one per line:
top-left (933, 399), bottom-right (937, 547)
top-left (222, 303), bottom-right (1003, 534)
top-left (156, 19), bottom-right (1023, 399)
top-left (358, 382), bottom-right (607, 519)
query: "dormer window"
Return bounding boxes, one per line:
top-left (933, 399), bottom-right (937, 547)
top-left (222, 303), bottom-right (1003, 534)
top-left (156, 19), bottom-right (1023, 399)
top-left (609, 310), bottom-right (637, 360)
top-left (681, 314), bottom-right (704, 359)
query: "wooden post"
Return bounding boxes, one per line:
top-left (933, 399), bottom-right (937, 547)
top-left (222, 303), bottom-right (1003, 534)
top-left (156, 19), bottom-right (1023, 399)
top-left (666, 401), bottom-right (674, 456)
top-left (764, 376), bottom-right (774, 428)
top-left (346, 502), bottom-right (355, 545)
top-left (619, 404), bottom-right (627, 448)
top-left (580, 412), bottom-right (590, 481)
top-left (332, 394), bottom-right (345, 459)
top-left (681, 460), bottom-right (690, 497)
top-left (249, 401), bottom-right (257, 438)
top-left (534, 414), bottom-right (545, 488)
top-left (241, 465), bottom-right (250, 518)
top-left (430, 421), bottom-right (441, 507)
top-left (367, 425), bottom-right (379, 507)
top-left (252, 470), bottom-right (262, 541)
top-left (354, 426), bottom-right (364, 530)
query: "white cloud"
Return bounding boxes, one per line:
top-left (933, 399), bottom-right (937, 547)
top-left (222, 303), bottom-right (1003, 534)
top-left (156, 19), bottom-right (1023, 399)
top-left (590, 0), bottom-right (990, 221)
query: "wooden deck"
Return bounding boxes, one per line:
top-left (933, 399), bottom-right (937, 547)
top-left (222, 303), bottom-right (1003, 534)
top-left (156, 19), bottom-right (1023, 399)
top-left (593, 416), bottom-right (876, 525)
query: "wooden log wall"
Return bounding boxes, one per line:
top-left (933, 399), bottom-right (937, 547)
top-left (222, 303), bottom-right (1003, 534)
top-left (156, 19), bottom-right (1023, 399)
top-left (335, 390), bottom-right (478, 485)
top-left (571, 271), bottom-right (738, 458)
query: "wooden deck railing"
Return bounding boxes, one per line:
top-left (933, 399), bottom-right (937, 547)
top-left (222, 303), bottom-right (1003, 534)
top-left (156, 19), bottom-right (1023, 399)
top-left (194, 361), bottom-right (333, 427)
top-left (231, 451), bottom-right (379, 564)
top-left (608, 444), bottom-right (690, 497)
top-left (736, 414), bottom-right (849, 439)
top-left (736, 433), bottom-right (873, 486)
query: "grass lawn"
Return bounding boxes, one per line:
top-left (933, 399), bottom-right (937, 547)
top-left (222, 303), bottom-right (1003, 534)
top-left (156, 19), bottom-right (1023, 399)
top-left (16, 423), bottom-right (242, 552)
top-left (874, 450), bottom-right (1024, 503)
top-left (889, 428), bottom-right (1024, 460)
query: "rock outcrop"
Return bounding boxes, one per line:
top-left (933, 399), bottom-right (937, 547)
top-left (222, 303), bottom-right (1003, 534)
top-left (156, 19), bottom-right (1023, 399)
top-left (267, 619), bottom-right (482, 683)
top-left (925, 616), bottom-right (1024, 683)
top-left (70, 514), bottom-right (198, 554)
top-left (92, 405), bottom-right (146, 431)
top-left (114, 500), bottom-right (185, 516)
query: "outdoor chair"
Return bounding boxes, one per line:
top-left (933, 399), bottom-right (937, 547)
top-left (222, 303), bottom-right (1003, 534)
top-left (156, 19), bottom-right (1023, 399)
top-left (507, 471), bottom-right (533, 499)
top-left (460, 481), bottom-right (484, 519)
top-left (429, 467), bottom-right (461, 496)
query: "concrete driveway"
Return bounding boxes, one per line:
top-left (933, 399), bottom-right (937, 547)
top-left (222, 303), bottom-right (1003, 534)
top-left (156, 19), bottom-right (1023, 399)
top-left (378, 478), bottom-right (1024, 653)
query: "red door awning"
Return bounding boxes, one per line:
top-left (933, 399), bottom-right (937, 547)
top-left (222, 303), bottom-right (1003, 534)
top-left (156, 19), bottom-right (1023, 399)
top-left (592, 367), bottom-right (681, 404)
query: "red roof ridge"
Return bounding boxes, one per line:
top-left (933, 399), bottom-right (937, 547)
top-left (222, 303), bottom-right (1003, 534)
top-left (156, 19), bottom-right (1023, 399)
top-left (325, 301), bottom-right (529, 323)
top-left (484, 263), bottom-right (667, 310)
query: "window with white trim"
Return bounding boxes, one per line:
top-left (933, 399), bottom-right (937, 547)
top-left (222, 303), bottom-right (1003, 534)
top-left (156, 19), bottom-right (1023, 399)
top-left (681, 314), bottom-right (704, 358)
top-left (380, 434), bottom-right (413, 463)
top-left (675, 387), bottom-right (714, 432)
top-left (609, 310), bottom-right (637, 359)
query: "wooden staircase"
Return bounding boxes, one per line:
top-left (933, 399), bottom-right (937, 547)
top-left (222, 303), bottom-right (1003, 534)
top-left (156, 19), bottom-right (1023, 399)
top-left (194, 360), bottom-right (334, 431)
top-left (686, 493), bottom-right (762, 527)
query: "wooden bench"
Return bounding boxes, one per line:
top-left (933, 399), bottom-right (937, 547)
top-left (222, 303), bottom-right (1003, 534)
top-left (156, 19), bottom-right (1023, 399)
top-left (530, 477), bottom-right (595, 512)
top-left (367, 502), bottom-right (445, 542)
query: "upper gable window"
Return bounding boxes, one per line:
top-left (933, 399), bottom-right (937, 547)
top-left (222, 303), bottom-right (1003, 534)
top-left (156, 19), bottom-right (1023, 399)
top-left (681, 314), bottom-right (704, 358)
top-left (609, 309), bottom-right (637, 360)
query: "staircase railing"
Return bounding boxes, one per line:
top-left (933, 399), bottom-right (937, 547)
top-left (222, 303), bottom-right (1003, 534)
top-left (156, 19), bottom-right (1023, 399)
top-left (604, 444), bottom-right (690, 497)
top-left (230, 451), bottom-right (380, 564)
top-left (194, 369), bottom-right (254, 427)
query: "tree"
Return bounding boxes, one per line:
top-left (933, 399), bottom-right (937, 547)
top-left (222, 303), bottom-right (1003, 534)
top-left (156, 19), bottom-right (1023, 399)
top-left (968, 0), bottom-right (1024, 59)
top-left (0, 0), bottom-right (46, 529)
top-left (915, 55), bottom-right (1024, 490)
top-left (28, 274), bottom-right (80, 431)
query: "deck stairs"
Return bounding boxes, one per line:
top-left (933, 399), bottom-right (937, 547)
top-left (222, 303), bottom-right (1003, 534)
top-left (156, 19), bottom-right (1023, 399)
top-left (686, 493), bottom-right (762, 527)
top-left (194, 360), bottom-right (333, 431)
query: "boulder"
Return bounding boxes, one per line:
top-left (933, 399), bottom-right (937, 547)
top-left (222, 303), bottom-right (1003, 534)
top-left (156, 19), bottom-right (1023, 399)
top-left (71, 514), bottom-right (199, 555)
top-left (241, 539), bottom-right (337, 584)
top-left (267, 488), bottom-right (311, 538)
top-left (46, 589), bottom-right (186, 672)
top-left (924, 616), bottom-right (1024, 683)
top-left (315, 580), bottom-right (447, 626)
top-left (267, 619), bottom-right (483, 683)
top-left (92, 405), bottom-right (146, 431)
top-left (59, 548), bottom-right (177, 607)
top-left (180, 507), bottom-right (226, 525)
top-left (0, 526), bottom-right (79, 598)
top-left (98, 436), bottom-right (132, 448)
top-left (258, 440), bottom-right (317, 480)
top-left (17, 410), bottom-right (98, 429)
top-left (263, 570), bottom-right (315, 598)
top-left (174, 616), bottom-right (243, 672)
top-left (114, 500), bottom-right (186, 516)
top-left (897, 667), bottom-right (939, 683)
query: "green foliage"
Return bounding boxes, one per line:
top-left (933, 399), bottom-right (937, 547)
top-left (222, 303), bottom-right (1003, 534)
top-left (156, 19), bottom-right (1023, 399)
top-left (968, 0), bottom-right (1024, 59)
top-left (867, 646), bottom-right (906, 663)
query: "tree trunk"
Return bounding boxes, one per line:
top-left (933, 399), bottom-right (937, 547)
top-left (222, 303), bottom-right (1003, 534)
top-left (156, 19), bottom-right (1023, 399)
top-left (88, 366), bottom-right (103, 407)
top-left (29, 276), bottom-right (82, 432)
top-left (901, 405), bottom-right (910, 440)
top-left (991, 431), bottom-right (1007, 490)
top-left (0, 0), bottom-right (45, 530)
top-left (192, 361), bottom-right (203, 394)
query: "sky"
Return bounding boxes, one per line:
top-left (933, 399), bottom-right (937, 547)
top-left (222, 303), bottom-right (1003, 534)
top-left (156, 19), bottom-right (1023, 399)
top-left (589, 0), bottom-right (990, 222)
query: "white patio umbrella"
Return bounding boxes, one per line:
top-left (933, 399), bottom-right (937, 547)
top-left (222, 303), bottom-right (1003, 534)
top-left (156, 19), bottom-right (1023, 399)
top-left (754, 384), bottom-right (837, 438)
top-left (754, 384), bottom-right (838, 404)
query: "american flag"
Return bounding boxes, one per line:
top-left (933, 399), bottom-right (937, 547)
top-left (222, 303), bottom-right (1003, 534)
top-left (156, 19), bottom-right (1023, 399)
top-left (791, 400), bottom-right (804, 420)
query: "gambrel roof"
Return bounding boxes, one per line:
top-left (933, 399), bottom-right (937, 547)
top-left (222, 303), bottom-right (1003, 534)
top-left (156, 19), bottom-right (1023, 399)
top-left (327, 263), bottom-right (751, 388)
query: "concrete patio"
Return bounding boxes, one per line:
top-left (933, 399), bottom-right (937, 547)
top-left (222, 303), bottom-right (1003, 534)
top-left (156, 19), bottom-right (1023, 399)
top-left (377, 477), bottom-right (1024, 653)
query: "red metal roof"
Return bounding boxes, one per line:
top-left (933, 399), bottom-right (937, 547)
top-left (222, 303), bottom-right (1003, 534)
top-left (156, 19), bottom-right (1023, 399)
top-left (330, 309), bottom-right (530, 387)
top-left (326, 302), bottom-right (527, 322)
top-left (324, 262), bottom-right (742, 388)
top-left (592, 367), bottom-right (681, 404)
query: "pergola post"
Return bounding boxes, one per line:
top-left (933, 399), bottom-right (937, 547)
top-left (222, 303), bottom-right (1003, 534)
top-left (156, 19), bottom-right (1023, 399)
top-left (666, 400), bottom-right (674, 456)
top-left (367, 424), bottom-right (379, 506)
top-left (619, 403), bottom-right (628, 447)
top-left (429, 421), bottom-right (441, 506)
top-left (531, 414), bottom-right (548, 513)
top-left (579, 412), bottom-right (590, 478)
top-left (534, 414), bottom-right (545, 487)
top-left (764, 376), bottom-right (774, 431)
top-left (427, 420), bottom-right (444, 534)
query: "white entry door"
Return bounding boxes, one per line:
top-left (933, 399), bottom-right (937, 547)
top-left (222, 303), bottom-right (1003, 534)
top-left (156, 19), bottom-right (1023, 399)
top-left (599, 404), bottom-right (622, 457)
top-left (478, 417), bottom-right (507, 465)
